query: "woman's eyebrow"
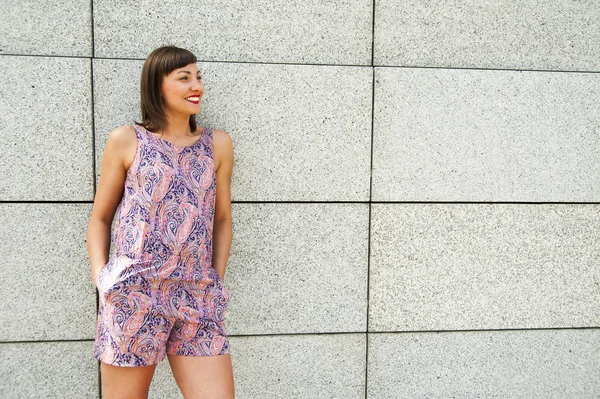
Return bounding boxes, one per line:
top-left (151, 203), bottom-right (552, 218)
top-left (177, 71), bottom-right (201, 74)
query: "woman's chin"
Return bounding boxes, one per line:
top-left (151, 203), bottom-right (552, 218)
top-left (188, 105), bottom-right (201, 113)
top-left (177, 106), bottom-right (201, 116)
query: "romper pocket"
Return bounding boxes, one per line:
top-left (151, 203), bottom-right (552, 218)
top-left (97, 257), bottom-right (112, 285)
top-left (222, 284), bottom-right (230, 302)
top-left (211, 267), bottom-right (230, 302)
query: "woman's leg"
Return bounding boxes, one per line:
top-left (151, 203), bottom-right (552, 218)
top-left (167, 353), bottom-right (234, 399)
top-left (100, 362), bottom-right (157, 399)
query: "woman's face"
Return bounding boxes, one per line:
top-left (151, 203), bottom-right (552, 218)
top-left (160, 63), bottom-right (204, 117)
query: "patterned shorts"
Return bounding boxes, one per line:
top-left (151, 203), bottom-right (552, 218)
top-left (93, 256), bottom-right (231, 367)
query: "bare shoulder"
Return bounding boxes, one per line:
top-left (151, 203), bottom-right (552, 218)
top-left (212, 129), bottom-right (233, 147)
top-left (212, 129), bottom-right (234, 156)
top-left (108, 124), bottom-right (136, 144)
top-left (105, 125), bottom-right (137, 169)
top-left (211, 129), bottom-right (234, 170)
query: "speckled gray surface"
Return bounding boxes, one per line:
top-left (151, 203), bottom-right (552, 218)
top-left (369, 203), bottom-right (600, 332)
top-left (367, 329), bottom-right (600, 398)
top-left (0, 203), bottom-right (96, 341)
top-left (0, 341), bottom-right (97, 398)
top-left (372, 67), bottom-right (600, 202)
top-left (92, 57), bottom-right (143, 189)
top-left (93, 58), bottom-right (373, 201)
top-left (231, 334), bottom-right (365, 399)
top-left (225, 203), bottom-right (369, 334)
top-left (374, 0), bottom-right (600, 71)
top-left (0, 56), bottom-right (94, 201)
top-left (93, 0), bottom-right (372, 64)
top-left (0, 0), bottom-right (92, 57)
top-left (145, 334), bottom-right (366, 398)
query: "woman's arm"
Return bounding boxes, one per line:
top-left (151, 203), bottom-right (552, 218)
top-left (212, 130), bottom-right (234, 280)
top-left (86, 126), bottom-right (134, 288)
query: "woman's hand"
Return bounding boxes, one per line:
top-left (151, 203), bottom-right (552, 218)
top-left (91, 262), bottom-right (106, 290)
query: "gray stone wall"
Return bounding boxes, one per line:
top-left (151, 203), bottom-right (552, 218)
top-left (1, 1), bottom-right (599, 398)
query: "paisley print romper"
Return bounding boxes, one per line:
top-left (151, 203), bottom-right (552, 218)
top-left (93, 124), bottom-right (230, 367)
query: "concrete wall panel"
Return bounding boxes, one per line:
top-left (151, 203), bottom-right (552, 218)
top-left (0, 56), bottom-right (93, 201)
top-left (226, 203), bottom-right (369, 334)
top-left (372, 67), bottom-right (600, 202)
top-left (369, 204), bottom-right (600, 332)
top-left (0, 0), bottom-right (92, 57)
top-left (368, 329), bottom-right (600, 398)
top-left (374, 0), bottom-right (600, 71)
top-left (0, 204), bottom-right (96, 341)
top-left (94, 0), bottom-right (372, 64)
top-left (0, 341), bottom-right (98, 398)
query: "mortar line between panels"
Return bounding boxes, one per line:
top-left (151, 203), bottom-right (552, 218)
top-left (1, 327), bottom-right (599, 345)
top-left (3, 53), bottom-right (599, 74)
top-left (90, 0), bottom-right (95, 58)
top-left (365, 1), bottom-right (377, 397)
top-left (89, 0), bottom-right (101, 395)
top-left (365, 204), bottom-right (373, 398)
top-left (90, 62), bottom-right (97, 195)
top-left (0, 200), bottom-right (599, 205)
top-left (90, 50), bottom-right (99, 311)
top-left (1, 51), bottom-right (599, 74)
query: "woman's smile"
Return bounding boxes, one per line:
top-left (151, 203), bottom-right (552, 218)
top-left (185, 95), bottom-right (200, 104)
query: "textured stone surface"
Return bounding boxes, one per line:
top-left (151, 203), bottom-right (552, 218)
top-left (0, 0), bottom-right (92, 56)
top-left (146, 334), bottom-right (365, 398)
top-left (93, 58), bottom-right (372, 201)
top-left (92, 57), bottom-right (141, 189)
top-left (374, 0), bottom-right (600, 71)
top-left (0, 341), bottom-right (97, 398)
top-left (368, 329), bottom-right (600, 398)
top-left (0, 204), bottom-right (96, 341)
top-left (225, 203), bottom-right (369, 334)
top-left (0, 55), bottom-right (93, 201)
top-left (372, 67), bottom-right (600, 201)
top-left (93, 0), bottom-right (372, 64)
top-left (369, 203), bottom-right (600, 332)
top-left (232, 334), bottom-right (365, 399)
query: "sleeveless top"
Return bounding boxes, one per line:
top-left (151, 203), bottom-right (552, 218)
top-left (100, 123), bottom-right (218, 289)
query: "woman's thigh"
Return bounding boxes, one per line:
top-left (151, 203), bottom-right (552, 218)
top-left (100, 362), bottom-right (157, 399)
top-left (167, 353), bottom-right (234, 399)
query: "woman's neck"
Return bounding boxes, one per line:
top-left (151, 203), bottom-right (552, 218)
top-left (162, 115), bottom-right (194, 137)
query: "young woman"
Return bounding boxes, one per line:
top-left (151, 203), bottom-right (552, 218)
top-left (86, 46), bottom-right (235, 398)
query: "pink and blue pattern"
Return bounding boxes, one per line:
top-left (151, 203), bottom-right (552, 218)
top-left (93, 124), bottom-right (230, 367)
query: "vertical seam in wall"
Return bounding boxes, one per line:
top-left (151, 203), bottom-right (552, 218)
top-left (90, 0), bottom-right (101, 396)
top-left (90, 1), bottom-right (96, 197)
top-left (91, 55), bottom-right (101, 397)
top-left (366, 1), bottom-right (376, 398)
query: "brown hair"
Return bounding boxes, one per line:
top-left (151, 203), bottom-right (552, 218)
top-left (134, 45), bottom-right (198, 133)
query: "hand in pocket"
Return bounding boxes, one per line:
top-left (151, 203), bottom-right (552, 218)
top-left (93, 259), bottom-right (111, 290)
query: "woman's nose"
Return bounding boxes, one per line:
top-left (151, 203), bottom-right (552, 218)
top-left (192, 78), bottom-right (202, 89)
